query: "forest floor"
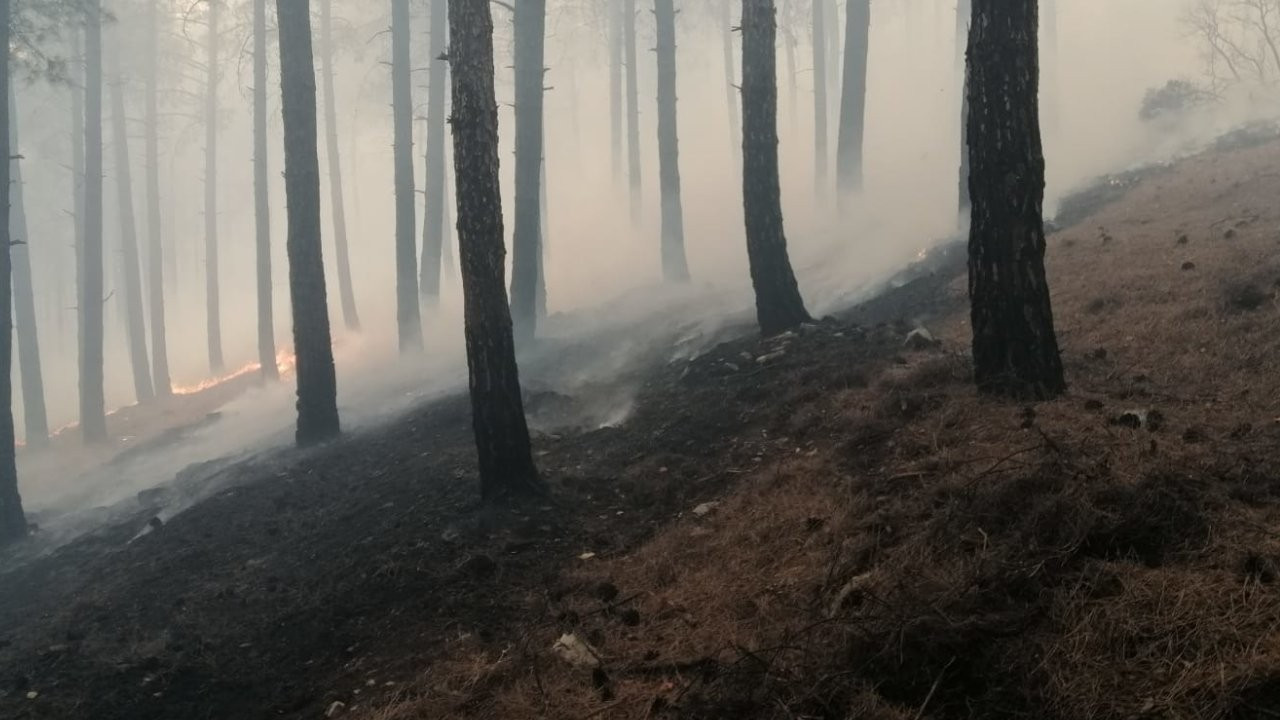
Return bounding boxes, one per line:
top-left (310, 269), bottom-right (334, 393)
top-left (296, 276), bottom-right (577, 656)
top-left (5, 131), bottom-right (1280, 720)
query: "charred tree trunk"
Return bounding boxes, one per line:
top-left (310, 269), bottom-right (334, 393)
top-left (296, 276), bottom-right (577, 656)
top-left (654, 0), bottom-right (689, 282)
top-left (812, 0), bottom-right (828, 199)
top-left (448, 0), bottom-right (542, 501)
top-left (741, 0), bottom-right (811, 336)
top-left (145, 0), bottom-right (171, 395)
top-left (836, 0), bottom-right (870, 197)
top-left (204, 0), bottom-right (223, 372)
top-left (9, 87), bottom-right (48, 448)
top-left (253, 0), bottom-right (277, 380)
top-left (0, 0), bottom-right (25, 541)
top-left (966, 0), bottom-right (1064, 400)
top-left (721, 0), bottom-right (741, 164)
top-left (623, 0), bottom-right (642, 224)
top-left (276, 0), bottom-right (341, 445)
top-left (110, 60), bottom-right (155, 403)
top-left (609, 0), bottom-right (622, 185)
top-left (509, 0), bottom-right (546, 344)
top-left (419, 0), bottom-right (448, 301)
top-left (319, 0), bottom-right (360, 331)
top-left (82, 0), bottom-right (107, 443)
top-left (392, 0), bottom-right (422, 352)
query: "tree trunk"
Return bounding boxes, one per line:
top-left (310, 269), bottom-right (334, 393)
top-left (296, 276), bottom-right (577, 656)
top-left (318, 0), bottom-right (360, 331)
top-left (110, 58), bottom-right (155, 404)
top-left (609, 0), bottom-right (622, 185)
top-left (448, 0), bottom-right (542, 501)
top-left (8, 86), bottom-right (48, 448)
top-left (253, 0), bottom-right (277, 380)
top-left (654, 0), bottom-right (689, 282)
top-left (966, 0), bottom-right (1064, 400)
top-left (812, 0), bottom-right (828, 199)
top-left (276, 0), bottom-right (341, 445)
top-left (836, 0), bottom-right (870, 196)
top-left (741, 0), bottom-right (811, 336)
top-left (509, 0), bottom-right (546, 344)
top-left (0, 0), bottom-right (25, 542)
top-left (205, 0), bottom-right (223, 372)
top-left (721, 0), bottom-right (741, 165)
top-left (82, 0), bottom-right (107, 443)
top-left (419, 0), bottom-right (448, 301)
top-left (145, 0), bottom-right (171, 395)
top-left (956, 0), bottom-right (971, 218)
top-left (623, 0), bottom-right (642, 225)
top-left (392, 0), bottom-right (422, 352)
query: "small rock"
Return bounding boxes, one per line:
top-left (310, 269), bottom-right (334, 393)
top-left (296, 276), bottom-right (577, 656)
top-left (1088, 347), bottom-right (1109, 361)
top-left (1225, 228), bottom-right (1237, 239)
top-left (25, 691), bottom-right (37, 701)
top-left (756, 350), bottom-right (786, 364)
top-left (551, 633), bottom-right (601, 668)
top-left (692, 502), bottom-right (720, 518)
top-left (325, 700), bottom-right (346, 718)
top-left (1181, 261), bottom-right (1196, 271)
top-left (1110, 409), bottom-right (1164, 431)
top-left (578, 552), bottom-right (597, 561)
top-left (1176, 234), bottom-right (1189, 245)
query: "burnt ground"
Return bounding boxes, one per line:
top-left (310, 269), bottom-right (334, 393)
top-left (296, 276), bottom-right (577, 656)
top-left (0, 259), bottom-right (961, 720)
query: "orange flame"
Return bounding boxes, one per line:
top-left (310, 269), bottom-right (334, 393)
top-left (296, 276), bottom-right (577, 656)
top-left (172, 350), bottom-right (297, 396)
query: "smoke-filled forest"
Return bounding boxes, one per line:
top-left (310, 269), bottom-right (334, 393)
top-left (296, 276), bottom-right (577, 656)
top-left (0, 0), bottom-right (1279, 717)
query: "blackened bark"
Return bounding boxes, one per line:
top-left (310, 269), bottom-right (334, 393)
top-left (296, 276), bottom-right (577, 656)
top-left (145, 0), bottom-right (171, 395)
top-left (276, 0), bottom-right (341, 445)
top-left (966, 0), bottom-right (1064, 400)
top-left (623, 0), bottom-right (641, 224)
top-left (8, 87), bottom-right (48, 447)
top-left (253, 0), bottom-right (277, 380)
top-left (205, 0), bottom-right (223, 373)
top-left (741, 0), bottom-right (811, 336)
top-left (392, 0), bottom-right (422, 352)
top-left (0, 0), bottom-right (25, 542)
top-left (318, 0), bottom-right (360, 331)
top-left (419, 0), bottom-right (448, 301)
top-left (82, 1), bottom-right (107, 443)
top-left (509, 0), bottom-right (545, 344)
top-left (812, 0), bottom-right (828, 197)
top-left (448, 0), bottom-right (542, 501)
top-left (109, 61), bottom-right (155, 403)
top-left (654, 0), bottom-right (689, 282)
top-left (835, 0), bottom-right (869, 196)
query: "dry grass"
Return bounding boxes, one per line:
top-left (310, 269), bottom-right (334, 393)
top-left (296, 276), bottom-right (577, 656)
top-left (364, 140), bottom-right (1280, 719)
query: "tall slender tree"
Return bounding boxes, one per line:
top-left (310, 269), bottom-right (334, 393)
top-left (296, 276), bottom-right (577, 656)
top-left (392, 0), bottom-right (422, 352)
top-left (9, 87), bottom-right (48, 447)
top-left (145, 0), bottom-right (171, 395)
top-left (204, 0), bottom-right (223, 372)
top-left (608, 0), bottom-right (622, 184)
top-left (448, 0), bottom-right (542, 500)
top-left (82, 0), bottom-right (107, 443)
top-left (623, 0), bottom-right (641, 224)
top-left (110, 52), bottom-right (155, 403)
top-left (955, 0), bottom-right (971, 218)
top-left (966, 0), bottom-right (1064, 399)
top-left (276, 0), bottom-right (340, 444)
top-left (835, 0), bottom-right (869, 196)
top-left (721, 0), bottom-right (740, 163)
top-left (812, 0), bottom-right (828, 198)
top-left (419, 0), bottom-right (448, 302)
top-left (318, 0), bottom-right (359, 330)
top-left (654, 0), bottom-right (688, 282)
top-left (253, 0), bottom-right (277, 380)
top-left (0, 0), bottom-right (25, 542)
top-left (741, 0), bottom-right (811, 335)
top-left (509, 0), bottom-right (546, 344)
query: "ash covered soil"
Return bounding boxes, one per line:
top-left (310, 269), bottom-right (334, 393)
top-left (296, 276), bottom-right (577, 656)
top-left (6, 133), bottom-right (1280, 720)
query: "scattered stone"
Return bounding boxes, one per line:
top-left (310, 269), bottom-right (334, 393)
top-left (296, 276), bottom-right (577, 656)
top-left (1088, 347), bottom-right (1109, 361)
top-left (25, 691), bottom-right (37, 701)
top-left (325, 700), bottom-right (346, 718)
top-left (1181, 261), bottom-right (1196, 271)
top-left (1176, 234), bottom-right (1189, 245)
top-left (827, 572), bottom-right (874, 618)
top-left (1110, 409), bottom-right (1164, 431)
top-left (1224, 227), bottom-right (1237, 239)
top-left (756, 350), bottom-right (787, 364)
top-left (551, 633), bottom-right (601, 668)
top-left (692, 502), bottom-right (720, 518)
top-left (578, 552), bottom-right (597, 561)
top-left (903, 327), bottom-right (939, 351)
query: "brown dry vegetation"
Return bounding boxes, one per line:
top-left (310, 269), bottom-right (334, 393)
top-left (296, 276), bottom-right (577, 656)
top-left (364, 139), bottom-right (1280, 719)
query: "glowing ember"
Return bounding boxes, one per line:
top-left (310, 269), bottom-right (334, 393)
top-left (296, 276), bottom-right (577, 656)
top-left (172, 350), bottom-right (298, 396)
